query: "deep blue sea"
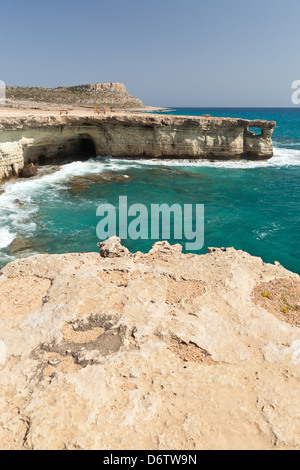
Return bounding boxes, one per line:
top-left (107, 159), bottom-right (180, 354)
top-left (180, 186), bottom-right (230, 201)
top-left (0, 107), bottom-right (299, 274)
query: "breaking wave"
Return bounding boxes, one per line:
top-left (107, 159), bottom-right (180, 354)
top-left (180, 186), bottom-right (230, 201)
top-left (107, 146), bottom-right (300, 169)
top-left (0, 144), bottom-right (299, 271)
top-left (0, 228), bottom-right (16, 249)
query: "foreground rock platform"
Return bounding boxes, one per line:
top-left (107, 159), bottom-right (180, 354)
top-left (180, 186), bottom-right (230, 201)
top-left (0, 239), bottom-right (299, 450)
top-left (0, 111), bottom-right (276, 181)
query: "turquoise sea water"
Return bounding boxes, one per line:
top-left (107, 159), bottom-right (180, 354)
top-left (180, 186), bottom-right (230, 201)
top-left (0, 108), bottom-right (299, 274)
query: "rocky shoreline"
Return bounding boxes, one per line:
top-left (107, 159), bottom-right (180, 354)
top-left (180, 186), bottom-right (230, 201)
top-left (0, 109), bottom-right (275, 182)
top-left (0, 238), bottom-right (299, 450)
top-left (0, 81), bottom-right (276, 181)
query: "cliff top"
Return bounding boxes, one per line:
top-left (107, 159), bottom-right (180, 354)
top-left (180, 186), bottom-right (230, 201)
top-left (0, 238), bottom-right (299, 450)
top-left (0, 106), bottom-right (276, 131)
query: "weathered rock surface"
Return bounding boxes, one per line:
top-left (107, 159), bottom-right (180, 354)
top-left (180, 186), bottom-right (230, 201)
top-left (0, 238), bottom-right (299, 450)
top-left (0, 112), bottom-right (275, 181)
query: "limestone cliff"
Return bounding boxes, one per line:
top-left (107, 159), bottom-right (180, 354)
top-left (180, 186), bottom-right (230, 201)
top-left (88, 82), bottom-right (128, 94)
top-left (0, 238), bottom-right (299, 450)
top-left (0, 112), bottom-right (275, 181)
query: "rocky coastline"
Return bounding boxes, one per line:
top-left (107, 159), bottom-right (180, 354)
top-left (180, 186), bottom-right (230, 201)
top-left (0, 110), bottom-right (275, 182)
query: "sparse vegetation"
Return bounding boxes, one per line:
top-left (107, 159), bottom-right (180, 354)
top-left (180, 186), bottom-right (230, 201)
top-left (253, 278), bottom-right (300, 327)
top-left (6, 83), bottom-right (144, 109)
top-left (261, 291), bottom-right (272, 299)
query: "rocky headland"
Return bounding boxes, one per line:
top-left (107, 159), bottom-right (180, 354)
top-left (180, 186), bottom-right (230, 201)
top-left (0, 238), bottom-right (299, 450)
top-left (6, 82), bottom-right (145, 110)
top-left (0, 110), bottom-right (275, 181)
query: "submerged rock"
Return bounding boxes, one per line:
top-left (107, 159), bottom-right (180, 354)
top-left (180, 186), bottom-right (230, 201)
top-left (69, 173), bottom-right (130, 192)
top-left (37, 165), bottom-right (60, 177)
top-left (13, 199), bottom-right (24, 208)
top-left (89, 172), bottom-right (130, 183)
top-left (7, 235), bottom-right (35, 255)
top-left (69, 177), bottom-right (92, 192)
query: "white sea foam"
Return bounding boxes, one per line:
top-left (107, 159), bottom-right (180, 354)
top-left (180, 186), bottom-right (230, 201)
top-left (0, 159), bottom-right (129, 197)
top-left (76, 147), bottom-right (300, 171)
top-left (0, 159), bottom-right (131, 209)
top-left (271, 146), bottom-right (300, 167)
top-left (106, 146), bottom-right (300, 169)
top-left (253, 222), bottom-right (281, 241)
top-left (0, 158), bottom-right (134, 257)
top-left (274, 142), bottom-right (300, 147)
top-left (0, 227), bottom-right (16, 249)
top-left (0, 146), bottom-right (298, 261)
top-left (0, 147), bottom-right (298, 213)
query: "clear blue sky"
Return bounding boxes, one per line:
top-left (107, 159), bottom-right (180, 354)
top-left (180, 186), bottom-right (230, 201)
top-left (1, 0), bottom-right (299, 107)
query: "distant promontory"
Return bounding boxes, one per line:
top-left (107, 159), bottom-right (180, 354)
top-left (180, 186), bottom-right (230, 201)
top-left (6, 82), bottom-right (145, 109)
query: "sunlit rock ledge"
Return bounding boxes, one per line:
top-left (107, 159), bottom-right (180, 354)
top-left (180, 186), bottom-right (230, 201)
top-left (0, 112), bottom-right (276, 181)
top-left (0, 238), bottom-right (299, 450)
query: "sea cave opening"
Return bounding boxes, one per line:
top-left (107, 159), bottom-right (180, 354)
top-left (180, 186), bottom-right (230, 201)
top-left (79, 137), bottom-right (96, 161)
top-left (38, 155), bottom-right (46, 165)
top-left (24, 135), bottom-right (97, 166)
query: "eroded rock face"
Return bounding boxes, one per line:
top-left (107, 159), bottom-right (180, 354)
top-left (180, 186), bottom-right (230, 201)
top-left (0, 240), bottom-right (299, 450)
top-left (88, 82), bottom-right (128, 94)
top-left (0, 113), bottom-right (276, 181)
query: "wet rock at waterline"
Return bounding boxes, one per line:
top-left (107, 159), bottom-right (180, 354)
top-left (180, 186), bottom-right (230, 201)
top-left (7, 235), bottom-right (35, 255)
top-left (19, 163), bottom-right (38, 179)
top-left (13, 199), bottom-right (24, 208)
